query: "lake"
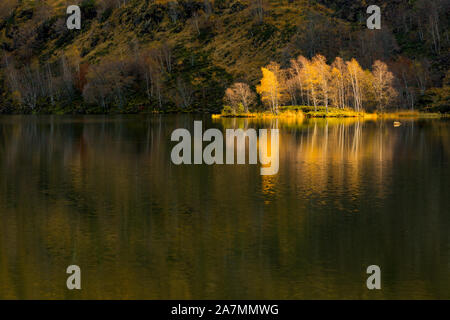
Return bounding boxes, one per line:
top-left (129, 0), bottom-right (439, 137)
top-left (0, 115), bottom-right (449, 299)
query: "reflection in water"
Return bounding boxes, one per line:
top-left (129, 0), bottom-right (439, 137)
top-left (0, 115), bottom-right (449, 299)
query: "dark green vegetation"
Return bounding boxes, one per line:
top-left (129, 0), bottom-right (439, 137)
top-left (0, 0), bottom-right (449, 114)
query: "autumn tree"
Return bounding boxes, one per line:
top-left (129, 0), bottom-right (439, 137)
top-left (302, 57), bottom-right (320, 111)
top-left (288, 57), bottom-right (306, 105)
top-left (257, 67), bottom-right (284, 113)
top-left (312, 55), bottom-right (331, 112)
top-left (285, 76), bottom-right (299, 106)
top-left (346, 59), bottom-right (365, 111)
top-left (372, 60), bottom-right (397, 112)
top-left (330, 57), bottom-right (348, 109)
top-left (224, 82), bottom-right (255, 113)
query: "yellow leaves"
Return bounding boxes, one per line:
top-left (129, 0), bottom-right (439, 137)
top-left (371, 60), bottom-right (397, 110)
top-left (257, 67), bottom-right (282, 112)
top-left (254, 55), bottom-right (397, 113)
top-left (346, 58), bottom-right (364, 79)
top-left (331, 67), bottom-right (341, 78)
top-left (257, 68), bottom-right (277, 98)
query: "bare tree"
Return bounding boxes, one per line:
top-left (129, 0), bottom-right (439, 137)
top-left (173, 78), bottom-right (194, 109)
top-left (224, 82), bottom-right (256, 113)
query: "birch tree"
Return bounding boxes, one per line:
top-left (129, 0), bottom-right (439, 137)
top-left (224, 82), bottom-right (255, 113)
top-left (257, 67), bottom-right (283, 113)
top-left (346, 59), bottom-right (365, 111)
top-left (372, 60), bottom-right (397, 112)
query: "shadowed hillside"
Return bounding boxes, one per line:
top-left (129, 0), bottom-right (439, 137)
top-left (0, 0), bottom-right (448, 114)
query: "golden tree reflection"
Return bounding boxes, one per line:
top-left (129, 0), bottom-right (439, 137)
top-left (0, 116), bottom-right (449, 299)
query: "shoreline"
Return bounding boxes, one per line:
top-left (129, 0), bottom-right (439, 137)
top-left (0, 109), bottom-right (446, 119)
top-left (213, 108), bottom-right (446, 120)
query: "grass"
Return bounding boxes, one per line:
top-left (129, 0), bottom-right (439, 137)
top-left (215, 105), bottom-right (446, 119)
top-left (375, 111), bottom-right (443, 118)
top-left (216, 108), bottom-right (305, 119)
top-left (216, 106), bottom-right (362, 118)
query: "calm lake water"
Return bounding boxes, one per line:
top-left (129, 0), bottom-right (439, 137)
top-left (0, 115), bottom-right (449, 299)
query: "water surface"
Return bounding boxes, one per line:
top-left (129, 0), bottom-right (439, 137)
top-left (0, 115), bottom-right (449, 299)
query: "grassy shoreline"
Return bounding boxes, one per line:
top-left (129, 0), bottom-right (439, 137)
top-left (213, 106), bottom-right (445, 119)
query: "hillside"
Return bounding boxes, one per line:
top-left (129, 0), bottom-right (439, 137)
top-left (0, 0), bottom-right (449, 114)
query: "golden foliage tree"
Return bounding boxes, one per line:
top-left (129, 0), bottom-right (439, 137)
top-left (256, 67), bottom-right (284, 113)
top-left (312, 54), bottom-right (331, 111)
top-left (280, 54), bottom-right (398, 112)
top-left (330, 57), bottom-right (348, 109)
top-left (302, 58), bottom-right (321, 111)
top-left (346, 58), bottom-right (365, 111)
top-left (372, 60), bottom-right (397, 111)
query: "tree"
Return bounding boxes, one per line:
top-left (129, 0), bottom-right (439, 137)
top-left (330, 57), bottom-right (348, 109)
top-left (256, 67), bottom-right (284, 113)
top-left (372, 60), bottom-right (397, 112)
top-left (302, 57), bottom-right (320, 111)
top-left (312, 54), bottom-right (331, 112)
top-left (173, 78), bottom-right (194, 109)
top-left (139, 47), bottom-right (166, 109)
top-left (289, 57), bottom-right (307, 105)
top-left (346, 59), bottom-right (365, 111)
top-left (82, 58), bottom-right (135, 111)
top-left (224, 82), bottom-right (255, 113)
top-left (285, 76), bottom-right (298, 106)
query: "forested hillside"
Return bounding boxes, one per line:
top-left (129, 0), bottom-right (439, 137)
top-left (0, 0), bottom-right (448, 114)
